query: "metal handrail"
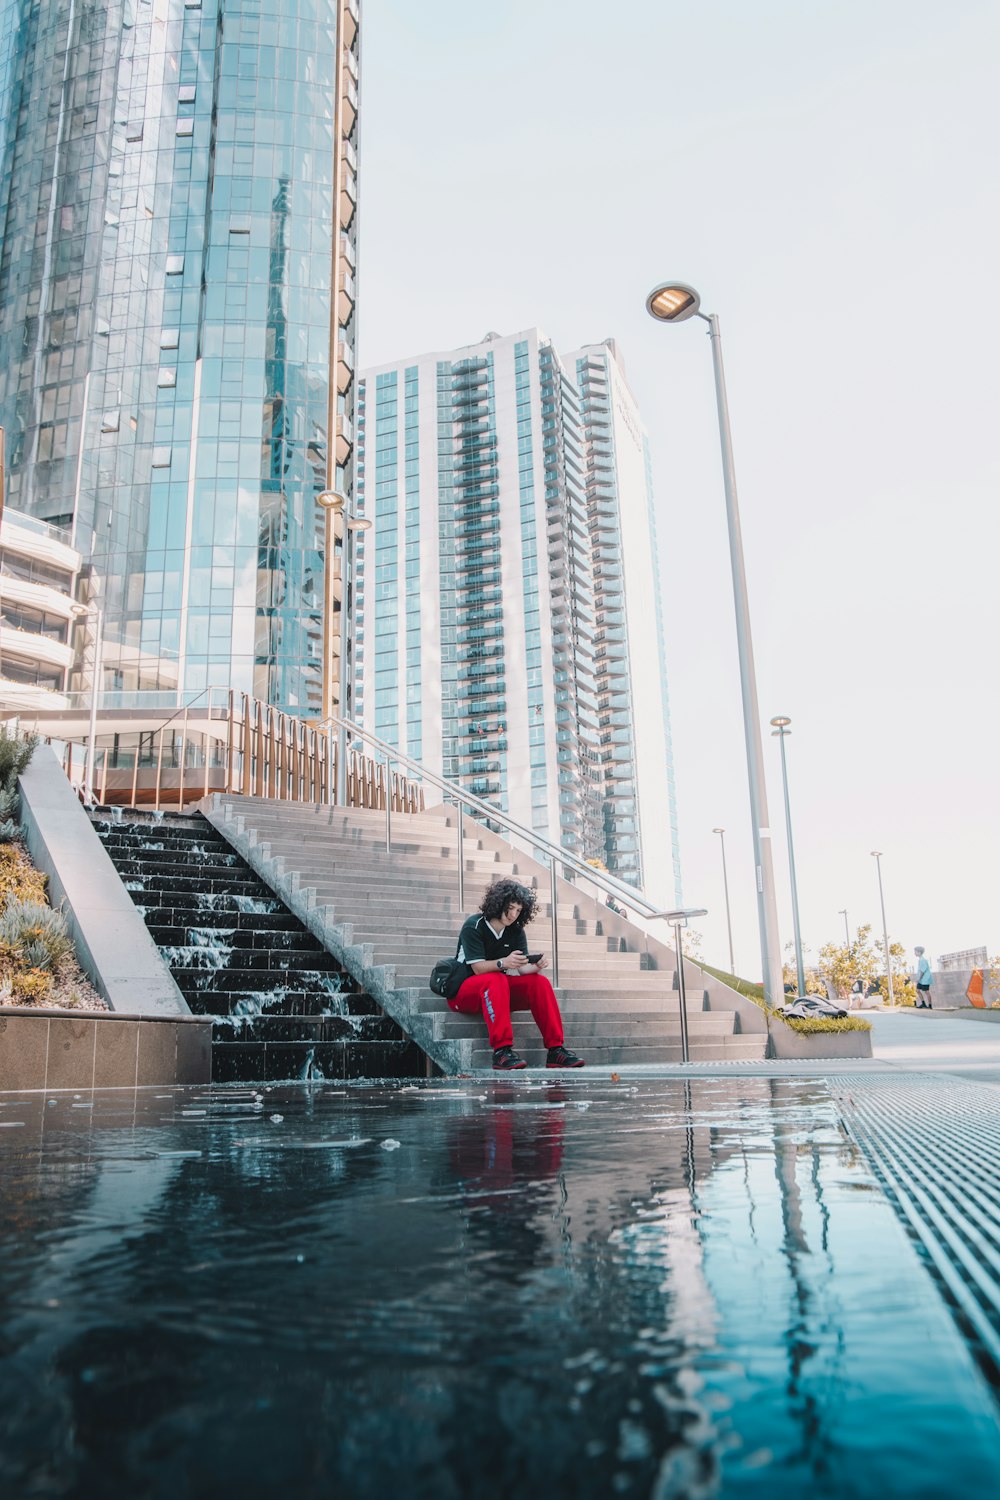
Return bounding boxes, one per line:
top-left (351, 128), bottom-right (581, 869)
top-left (318, 714), bottom-right (691, 992)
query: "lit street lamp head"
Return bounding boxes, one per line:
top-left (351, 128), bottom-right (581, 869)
top-left (871, 850), bottom-right (882, 858)
top-left (316, 489), bottom-right (347, 511)
top-left (645, 282), bottom-right (702, 324)
top-left (712, 826), bottom-right (725, 835)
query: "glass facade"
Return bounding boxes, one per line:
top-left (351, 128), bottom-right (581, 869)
top-left (0, 0), bottom-right (360, 714)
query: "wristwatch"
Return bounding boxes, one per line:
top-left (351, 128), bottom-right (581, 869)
top-left (497, 960), bottom-right (505, 974)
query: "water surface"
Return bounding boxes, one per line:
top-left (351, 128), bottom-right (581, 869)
top-left (1, 1077), bottom-right (996, 1498)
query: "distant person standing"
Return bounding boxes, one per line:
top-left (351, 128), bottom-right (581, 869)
top-left (913, 946), bottom-right (933, 1007)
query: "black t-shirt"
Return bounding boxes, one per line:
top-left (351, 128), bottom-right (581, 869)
top-left (456, 914), bottom-right (529, 967)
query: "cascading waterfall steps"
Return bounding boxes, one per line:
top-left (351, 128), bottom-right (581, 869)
top-left (90, 810), bottom-right (424, 1082)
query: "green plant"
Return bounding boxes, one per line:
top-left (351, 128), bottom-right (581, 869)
top-left (10, 968), bottom-right (52, 1004)
top-left (0, 845), bottom-right (47, 904)
top-left (0, 898), bottom-right (72, 970)
top-left (698, 960), bottom-right (765, 1003)
top-left (0, 819), bottom-right (18, 844)
top-left (783, 1014), bottom-right (872, 1035)
top-left (0, 786), bottom-right (17, 823)
top-left (0, 726), bottom-right (37, 796)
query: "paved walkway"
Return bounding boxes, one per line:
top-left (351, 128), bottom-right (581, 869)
top-left (866, 1007), bottom-right (1000, 1084)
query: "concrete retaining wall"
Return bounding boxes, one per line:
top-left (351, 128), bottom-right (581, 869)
top-left (768, 1016), bottom-right (873, 1059)
top-left (18, 746), bottom-right (189, 1016)
top-left (2, 746), bottom-right (213, 1091)
top-left (0, 1009), bottom-right (211, 1091)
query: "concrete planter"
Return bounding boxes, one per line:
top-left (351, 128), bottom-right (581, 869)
top-left (768, 1016), bottom-right (873, 1059)
top-left (0, 1009), bottom-right (211, 1092)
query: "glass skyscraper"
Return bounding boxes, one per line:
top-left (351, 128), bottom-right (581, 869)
top-left (0, 0), bottom-right (360, 714)
top-left (355, 330), bottom-right (682, 906)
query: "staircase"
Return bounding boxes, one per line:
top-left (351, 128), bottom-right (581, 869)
top-left (90, 810), bottom-right (424, 1082)
top-left (202, 797), bottom-right (769, 1073)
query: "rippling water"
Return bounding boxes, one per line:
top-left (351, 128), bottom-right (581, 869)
top-left (0, 1077), bottom-right (997, 1499)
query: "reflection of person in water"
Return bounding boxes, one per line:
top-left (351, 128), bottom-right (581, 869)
top-left (448, 1090), bottom-right (568, 1267)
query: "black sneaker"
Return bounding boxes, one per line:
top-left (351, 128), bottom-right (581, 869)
top-left (546, 1045), bottom-right (585, 1069)
top-left (493, 1045), bottom-right (527, 1071)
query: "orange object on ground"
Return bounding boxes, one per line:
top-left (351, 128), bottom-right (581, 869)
top-left (967, 969), bottom-right (986, 1008)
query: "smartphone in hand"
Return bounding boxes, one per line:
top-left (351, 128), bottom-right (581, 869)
top-left (525, 952), bottom-right (544, 963)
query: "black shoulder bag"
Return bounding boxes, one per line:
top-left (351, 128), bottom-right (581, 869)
top-left (429, 954), bottom-right (471, 1000)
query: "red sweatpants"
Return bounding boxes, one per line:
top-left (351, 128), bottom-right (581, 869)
top-left (449, 972), bottom-right (565, 1051)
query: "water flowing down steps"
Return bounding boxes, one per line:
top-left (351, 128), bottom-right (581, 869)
top-left (200, 796), bottom-right (768, 1075)
top-left (90, 810), bottom-right (424, 1082)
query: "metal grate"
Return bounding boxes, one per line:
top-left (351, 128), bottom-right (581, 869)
top-left (834, 1073), bottom-right (1000, 1382)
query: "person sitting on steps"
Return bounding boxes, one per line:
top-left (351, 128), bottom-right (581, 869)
top-left (449, 877), bottom-right (585, 1071)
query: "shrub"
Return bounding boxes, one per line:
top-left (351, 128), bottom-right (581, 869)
top-left (0, 787), bottom-right (17, 823)
top-left (783, 1014), bottom-right (872, 1035)
top-left (10, 968), bottom-right (53, 1005)
top-left (0, 898), bottom-right (73, 970)
top-left (0, 819), bottom-right (18, 844)
top-left (0, 845), bottom-right (47, 905)
top-left (0, 726), bottom-right (37, 795)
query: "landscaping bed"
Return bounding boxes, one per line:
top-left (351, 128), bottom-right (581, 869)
top-left (0, 730), bottom-right (106, 1014)
top-left (698, 959), bottom-right (873, 1056)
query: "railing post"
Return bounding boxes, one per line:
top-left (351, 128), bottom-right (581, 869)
top-left (456, 801), bottom-right (464, 915)
top-left (672, 920), bottom-right (691, 1065)
top-left (205, 688), bottom-right (215, 800)
top-left (327, 724), bottom-right (335, 805)
top-left (241, 693), bottom-right (252, 796)
top-left (549, 857), bottom-right (560, 990)
top-left (385, 754), bottom-right (392, 852)
top-left (178, 699), bottom-right (189, 810)
top-left (154, 727), bottom-right (165, 812)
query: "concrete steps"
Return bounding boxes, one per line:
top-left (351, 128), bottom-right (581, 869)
top-left (202, 796), bottom-right (770, 1075)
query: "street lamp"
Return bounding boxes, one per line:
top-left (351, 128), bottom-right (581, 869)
top-left (770, 715), bottom-right (805, 997)
top-left (646, 905), bottom-right (709, 1064)
top-left (70, 599), bottom-right (104, 804)
top-left (712, 827), bottom-right (735, 974)
top-left (871, 851), bottom-right (895, 1005)
top-left (317, 489), bottom-right (371, 803)
top-left (838, 908), bottom-right (850, 949)
top-left (646, 281), bottom-right (783, 1004)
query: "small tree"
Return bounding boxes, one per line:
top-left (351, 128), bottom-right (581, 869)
top-left (819, 924), bottom-right (914, 1005)
top-left (987, 956), bottom-right (1000, 1008)
top-left (818, 923), bottom-right (880, 1001)
top-left (870, 938), bottom-right (915, 1006)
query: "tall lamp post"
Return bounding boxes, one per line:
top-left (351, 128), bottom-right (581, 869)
top-left (317, 489), bottom-right (370, 803)
top-left (770, 715), bottom-right (805, 997)
top-left (712, 827), bottom-right (735, 974)
top-left (870, 851), bottom-right (895, 1005)
top-left (646, 281), bottom-right (783, 1004)
top-left (838, 908), bottom-right (850, 949)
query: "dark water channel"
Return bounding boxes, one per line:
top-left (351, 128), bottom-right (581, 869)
top-left (1, 1077), bottom-right (997, 1499)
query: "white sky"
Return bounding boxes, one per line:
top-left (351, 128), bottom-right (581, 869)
top-left (357, 0), bottom-right (1000, 978)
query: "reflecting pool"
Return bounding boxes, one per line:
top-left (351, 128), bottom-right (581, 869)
top-left (1, 1077), bottom-right (997, 1498)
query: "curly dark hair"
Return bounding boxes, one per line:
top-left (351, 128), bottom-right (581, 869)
top-left (479, 877), bottom-right (538, 925)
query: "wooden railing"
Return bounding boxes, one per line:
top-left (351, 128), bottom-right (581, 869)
top-left (55, 689), bottom-right (424, 814)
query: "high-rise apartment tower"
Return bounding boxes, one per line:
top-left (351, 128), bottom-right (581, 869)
top-left (0, 0), bottom-right (361, 714)
top-left (355, 329), bottom-right (682, 907)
